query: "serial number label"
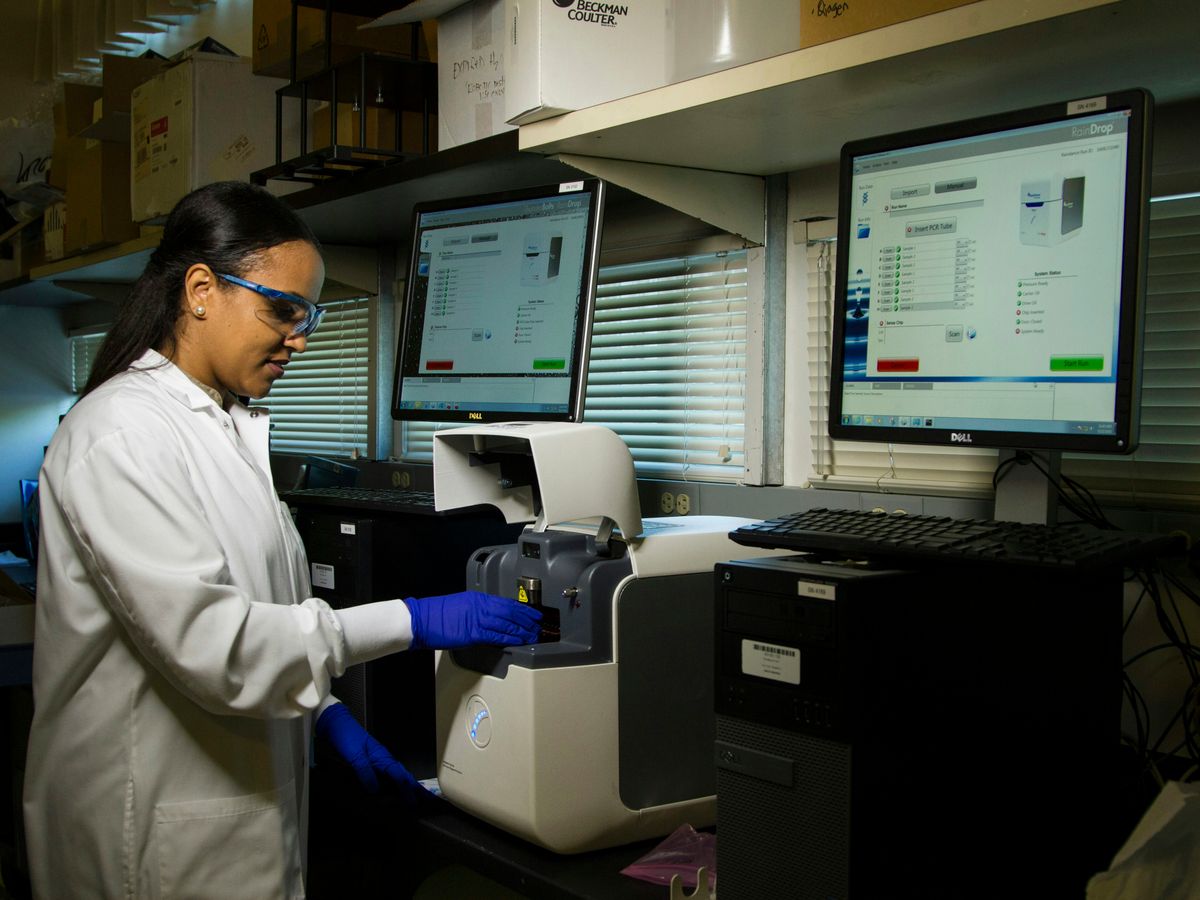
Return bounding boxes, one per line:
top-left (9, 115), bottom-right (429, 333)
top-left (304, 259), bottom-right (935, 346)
top-left (312, 563), bottom-right (335, 590)
top-left (797, 579), bottom-right (835, 599)
top-left (741, 639), bottom-right (801, 685)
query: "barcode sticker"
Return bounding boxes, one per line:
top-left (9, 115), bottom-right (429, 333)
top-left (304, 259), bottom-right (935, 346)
top-left (312, 563), bottom-right (335, 590)
top-left (742, 639), bottom-right (800, 685)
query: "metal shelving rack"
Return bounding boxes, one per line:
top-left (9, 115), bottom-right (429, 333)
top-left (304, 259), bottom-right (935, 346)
top-left (253, 0), bottom-right (437, 187)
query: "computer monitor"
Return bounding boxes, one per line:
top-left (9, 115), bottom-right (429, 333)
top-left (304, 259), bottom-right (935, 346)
top-left (391, 179), bottom-right (606, 423)
top-left (828, 89), bottom-right (1153, 460)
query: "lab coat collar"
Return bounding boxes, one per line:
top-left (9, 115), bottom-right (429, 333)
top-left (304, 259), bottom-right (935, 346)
top-left (130, 349), bottom-right (222, 413)
top-left (229, 403), bottom-right (273, 480)
top-left (129, 349), bottom-right (274, 480)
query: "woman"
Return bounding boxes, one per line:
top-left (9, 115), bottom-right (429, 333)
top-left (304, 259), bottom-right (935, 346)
top-left (23, 181), bottom-right (539, 899)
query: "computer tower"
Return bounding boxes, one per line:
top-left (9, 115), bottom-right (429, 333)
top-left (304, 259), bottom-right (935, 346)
top-left (294, 506), bottom-right (523, 777)
top-left (714, 555), bottom-right (1124, 899)
top-left (293, 502), bottom-right (524, 896)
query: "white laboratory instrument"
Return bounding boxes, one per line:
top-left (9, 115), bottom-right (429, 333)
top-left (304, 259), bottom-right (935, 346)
top-left (430, 422), bottom-right (776, 853)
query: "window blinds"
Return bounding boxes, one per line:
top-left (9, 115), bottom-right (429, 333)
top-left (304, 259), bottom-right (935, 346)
top-left (1063, 194), bottom-right (1200, 507)
top-left (583, 250), bottom-right (748, 481)
top-left (70, 331), bottom-right (107, 393)
top-left (804, 238), bottom-right (997, 494)
top-left (805, 194), bottom-right (1200, 507)
top-left (259, 295), bottom-right (371, 458)
top-left (402, 249), bottom-right (750, 481)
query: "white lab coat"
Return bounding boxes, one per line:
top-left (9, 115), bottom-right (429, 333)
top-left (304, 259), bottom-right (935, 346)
top-left (23, 350), bottom-right (353, 899)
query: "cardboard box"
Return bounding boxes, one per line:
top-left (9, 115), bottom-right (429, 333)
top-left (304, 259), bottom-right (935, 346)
top-left (130, 52), bottom-right (292, 222)
top-left (252, 0), bottom-right (430, 79)
top-left (669, 1), bottom-right (801, 82)
top-left (437, 0), bottom-right (513, 150)
top-left (49, 110), bottom-right (71, 193)
top-left (59, 83), bottom-right (103, 138)
top-left (311, 102), bottom-right (436, 155)
top-left (505, 0), bottom-right (669, 125)
top-left (423, 20), bottom-right (439, 62)
top-left (0, 233), bottom-right (33, 283)
top-left (65, 138), bottom-right (138, 253)
top-left (50, 83), bottom-right (103, 193)
top-left (103, 53), bottom-right (170, 116)
top-left (79, 53), bottom-right (171, 144)
top-left (43, 202), bottom-right (66, 262)
top-left (799, 0), bottom-right (983, 48)
top-left (0, 214), bottom-right (47, 282)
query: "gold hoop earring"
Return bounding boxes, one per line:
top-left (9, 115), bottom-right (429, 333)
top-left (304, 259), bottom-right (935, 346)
top-left (193, 306), bottom-right (207, 318)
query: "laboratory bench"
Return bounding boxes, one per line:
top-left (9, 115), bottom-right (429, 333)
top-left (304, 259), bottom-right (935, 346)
top-left (413, 802), bottom-right (679, 900)
top-left (306, 768), bottom-right (682, 900)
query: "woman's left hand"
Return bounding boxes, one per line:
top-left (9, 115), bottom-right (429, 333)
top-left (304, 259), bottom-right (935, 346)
top-left (315, 702), bottom-right (429, 808)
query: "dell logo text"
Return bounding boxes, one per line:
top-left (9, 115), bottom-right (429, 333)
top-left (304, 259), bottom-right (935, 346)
top-left (950, 432), bottom-right (973, 444)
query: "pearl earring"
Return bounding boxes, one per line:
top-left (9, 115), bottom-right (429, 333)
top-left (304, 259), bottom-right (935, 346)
top-left (193, 306), bottom-right (207, 318)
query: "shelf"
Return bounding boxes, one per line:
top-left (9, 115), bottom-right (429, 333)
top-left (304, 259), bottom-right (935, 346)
top-left (0, 234), bottom-right (160, 308)
top-left (254, 144), bottom-right (409, 186)
top-left (266, 52), bottom-right (438, 179)
top-left (287, 132), bottom-right (586, 244)
top-left (519, 0), bottom-right (1200, 177)
top-left (0, 136), bottom-right (576, 304)
top-left (32, 233), bottom-right (160, 282)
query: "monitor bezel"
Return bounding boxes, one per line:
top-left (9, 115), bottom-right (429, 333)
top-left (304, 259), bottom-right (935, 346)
top-left (390, 178), bottom-right (606, 424)
top-left (827, 88), bottom-right (1153, 455)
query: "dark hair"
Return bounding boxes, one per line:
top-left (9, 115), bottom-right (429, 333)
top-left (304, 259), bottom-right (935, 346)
top-left (83, 181), bottom-right (320, 395)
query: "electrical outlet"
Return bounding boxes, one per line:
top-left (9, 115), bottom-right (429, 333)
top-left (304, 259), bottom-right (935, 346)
top-left (660, 492), bottom-right (675, 514)
top-left (675, 492), bottom-right (691, 516)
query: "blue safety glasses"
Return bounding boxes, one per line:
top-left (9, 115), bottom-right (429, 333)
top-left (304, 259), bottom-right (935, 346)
top-left (216, 272), bottom-right (326, 338)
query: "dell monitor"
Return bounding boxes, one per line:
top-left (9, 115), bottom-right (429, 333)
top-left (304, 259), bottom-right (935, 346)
top-left (392, 179), bottom-right (606, 423)
top-left (828, 88), bottom-right (1153, 469)
top-left (825, 90), bottom-right (1152, 458)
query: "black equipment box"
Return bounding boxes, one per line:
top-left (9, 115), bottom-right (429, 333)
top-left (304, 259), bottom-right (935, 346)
top-left (714, 555), bottom-right (1126, 899)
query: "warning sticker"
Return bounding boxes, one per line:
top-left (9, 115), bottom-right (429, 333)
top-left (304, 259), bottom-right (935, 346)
top-left (741, 639), bottom-right (800, 685)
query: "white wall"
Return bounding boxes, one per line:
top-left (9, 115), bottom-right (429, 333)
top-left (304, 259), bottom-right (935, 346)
top-left (0, 306), bottom-right (75, 524)
top-left (138, 0), bottom-right (253, 59)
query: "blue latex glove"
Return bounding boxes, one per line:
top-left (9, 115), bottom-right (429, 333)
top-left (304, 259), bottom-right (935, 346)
top-left (315, 702), bottom-right (426, 807)
top-left (403, 590), bottom-right (542, 650)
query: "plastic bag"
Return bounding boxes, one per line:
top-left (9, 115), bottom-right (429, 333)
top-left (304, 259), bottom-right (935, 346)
top-left (620, 824), bottom-right (716, 893)
top-left (1086, 780), bottom-right (1200, 900)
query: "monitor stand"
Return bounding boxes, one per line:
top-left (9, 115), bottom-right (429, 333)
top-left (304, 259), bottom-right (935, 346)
top-left (992, 449), bottom-right (1061, 525)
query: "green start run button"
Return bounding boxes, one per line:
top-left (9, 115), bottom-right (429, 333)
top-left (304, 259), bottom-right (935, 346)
top-left (532, 358), bottom-right (566, 371)
top-left (1050, 355), bottom-right (1104, 372)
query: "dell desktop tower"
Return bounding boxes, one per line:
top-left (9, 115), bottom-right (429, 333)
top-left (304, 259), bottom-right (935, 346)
top-left (714, 555), bottom-right (1125, 899)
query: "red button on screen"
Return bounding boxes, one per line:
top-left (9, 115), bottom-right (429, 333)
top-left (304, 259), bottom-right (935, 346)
top-left (425, 360), bottom-right (454, 371)
top-left (877, 358), bottom-right (919, 373)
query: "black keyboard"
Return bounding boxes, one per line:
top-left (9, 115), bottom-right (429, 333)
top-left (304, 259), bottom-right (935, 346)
top-left (279, 486), bottom-right (441, 515)
top-left (729, 507), bottom-right (1182, 569)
